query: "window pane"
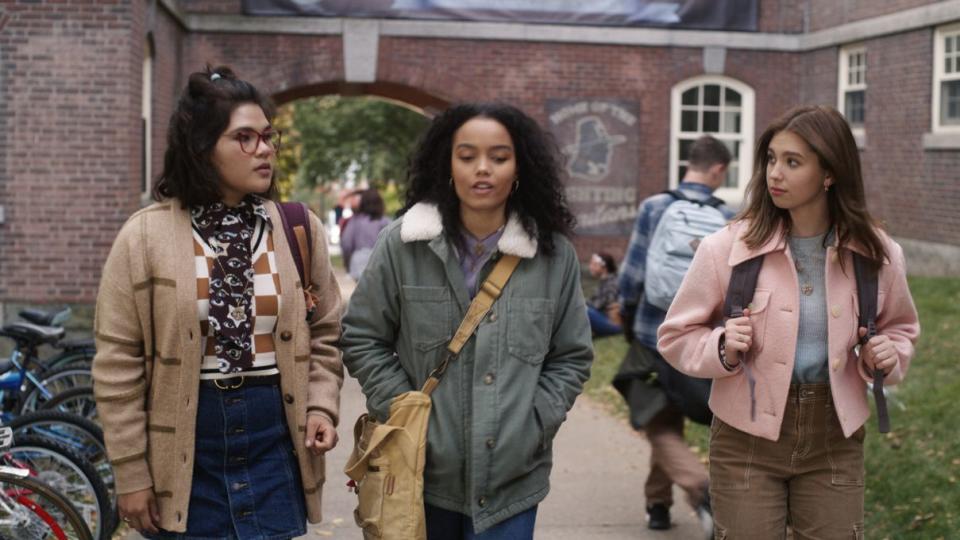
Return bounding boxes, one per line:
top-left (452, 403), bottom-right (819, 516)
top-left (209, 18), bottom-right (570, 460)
top-left (724, 165), bottom-right (739, 189)
top-left (703, 110), bottom-right (720, 132)
top-left (678, 165), bottom-right (688, 181)
top-left (721, 139), bottom-right (739, 158)
top-left (704, 84), bottom-right (721, 106)
top-left (845, 91), bottom-right (865, 125)
top-left (722, 111), bottom-right (741, 133)
top-left (681, 110), bottom-right (698, 132)
top-left (942, 80), bottom-right (960, 125)
top-left (724, 88), bottom-right (741, 106)
top-left (947, 57), bottom-right (955, 75)
top-left (682, 87), bottom-right (699, 105)
top-left (947, 36), bottom-right (954, 54)
top-left (679, 138), bottom-right (696, 160)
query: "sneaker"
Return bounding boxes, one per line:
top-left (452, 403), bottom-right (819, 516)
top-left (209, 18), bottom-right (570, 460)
top-left (646, 503), bottom-right (671, 530)
top-left (695, 497), bottom-right (714, 539)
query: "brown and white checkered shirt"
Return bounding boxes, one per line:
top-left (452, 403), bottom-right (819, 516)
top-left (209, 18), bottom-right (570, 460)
top-left (193, 219), bottom-right (282, 380)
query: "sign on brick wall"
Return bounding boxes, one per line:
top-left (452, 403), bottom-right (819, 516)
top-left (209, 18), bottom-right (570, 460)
top-left (547, 99), bottom-right (639, 237)
top-left (243, 1), bottom-right (758, 31)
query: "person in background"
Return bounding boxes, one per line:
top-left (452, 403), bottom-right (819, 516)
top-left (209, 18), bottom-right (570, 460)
top-left (92, 66), bottom-right (343, 539)
top-left (586, 252), bottom-right (622, 336)
top-left (658, 105), bottom-right (920, 538)
top-left (618, 135), bottom-right (733, 536)
top-left (340, 188), bottom-right (391, 281)
top-left (341, 102), bottom-right (593, 539)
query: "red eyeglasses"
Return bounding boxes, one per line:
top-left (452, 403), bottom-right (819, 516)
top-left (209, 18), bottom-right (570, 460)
top-left (231, 128), bottom-right (282, 155)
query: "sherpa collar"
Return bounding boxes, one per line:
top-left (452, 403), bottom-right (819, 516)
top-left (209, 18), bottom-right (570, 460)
top-left (400, 202), bottom-right (538, 259)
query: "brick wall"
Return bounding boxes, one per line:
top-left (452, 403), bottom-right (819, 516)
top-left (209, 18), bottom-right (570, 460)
top-left (806, 0), bottom-right (947, 32)
top-left (1, 1), bottom-right (957, 311)
top-left (0, 0), bottom-right (142, 305)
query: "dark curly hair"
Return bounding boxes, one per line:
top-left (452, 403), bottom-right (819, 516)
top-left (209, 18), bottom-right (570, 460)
top-left (402, 103), bottom-right (576, 255)
top-left (152, 65), bottom-right (277, 207)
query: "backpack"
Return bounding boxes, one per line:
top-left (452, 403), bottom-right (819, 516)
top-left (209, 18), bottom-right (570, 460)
top-left (276, 201), bottom-right (320, 321)
top-left (644, 190), bottom-right (727, 310)
top-left (723, 251), bottom-right (889, 432)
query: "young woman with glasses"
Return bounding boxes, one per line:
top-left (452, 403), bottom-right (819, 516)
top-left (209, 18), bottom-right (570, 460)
top-left (92, 66), bottom-right (343, 539)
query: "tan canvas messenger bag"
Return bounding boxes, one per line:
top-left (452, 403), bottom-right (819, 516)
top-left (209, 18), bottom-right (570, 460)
top-left (344, 254), bottom-right (521, 540)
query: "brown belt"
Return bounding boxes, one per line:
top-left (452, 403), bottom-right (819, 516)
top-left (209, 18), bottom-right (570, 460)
top-left (200, 373), bottom-right (280, 391)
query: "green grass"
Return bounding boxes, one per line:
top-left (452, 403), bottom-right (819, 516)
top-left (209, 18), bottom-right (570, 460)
top-left (583, 276), bottom-right (960, 538)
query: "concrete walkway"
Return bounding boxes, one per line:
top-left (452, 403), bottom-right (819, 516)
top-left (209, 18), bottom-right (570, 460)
top-left (127, 267), bottom-right (706, 539)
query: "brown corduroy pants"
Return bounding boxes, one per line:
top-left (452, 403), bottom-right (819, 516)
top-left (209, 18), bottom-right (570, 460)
top-left (709, 383), bottom-right (865, 540)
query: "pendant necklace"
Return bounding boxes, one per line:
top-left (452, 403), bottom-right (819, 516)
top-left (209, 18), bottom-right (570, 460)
top-left (794, 257), bottom-right (815, 296)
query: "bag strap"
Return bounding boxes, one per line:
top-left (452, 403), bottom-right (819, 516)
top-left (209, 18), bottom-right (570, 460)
top-left (420, 254), bottom-right (522, 396)
top-left (723, 255), bottom-right (764, 422)
top-left (277, 201), bottom-right (313, 288)
top-left (853, 252), bottom-right (888, 433)
top-left (661, 189), bottom-right (725, 209)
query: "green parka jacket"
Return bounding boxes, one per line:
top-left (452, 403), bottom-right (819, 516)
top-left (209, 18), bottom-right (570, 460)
top-left (341, 202), bottom-right (593, 533)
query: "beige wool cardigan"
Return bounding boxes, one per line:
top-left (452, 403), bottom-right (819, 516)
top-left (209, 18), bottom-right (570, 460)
top-left (92, 199), bottom-right (343, 532)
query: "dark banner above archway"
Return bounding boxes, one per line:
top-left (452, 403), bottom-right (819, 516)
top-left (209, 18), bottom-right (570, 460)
top-left (243, 0), bottom-right (758, 31)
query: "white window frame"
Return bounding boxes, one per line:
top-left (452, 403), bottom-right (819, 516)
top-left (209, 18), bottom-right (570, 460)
top-left (141, 38), bottom-right (154, 197)
top-left (838, 44), bottom-right (866, 137)
top-left (933, 23), bottom-right (960, 133)
top-left (669, 75), bottom-right (755, 205)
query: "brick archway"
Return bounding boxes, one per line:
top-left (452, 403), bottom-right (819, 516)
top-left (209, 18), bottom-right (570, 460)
top-left (272, 81), bottom-right (449, 114)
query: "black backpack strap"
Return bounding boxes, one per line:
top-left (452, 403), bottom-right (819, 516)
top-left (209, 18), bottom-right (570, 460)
top-left (853, 252), bottom-right (888, 433)
top-left (723, 256), bottom-right (764, 421)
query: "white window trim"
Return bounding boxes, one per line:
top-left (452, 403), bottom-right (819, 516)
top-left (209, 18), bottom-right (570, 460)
top-left (141, 38), bottom-right (154, 198)
top-left (838, 44), bottom-right (866, 137)
top-left (669, 75), bottom-right (755, 205)
top-left (932, 22), bottom-right (960, 134)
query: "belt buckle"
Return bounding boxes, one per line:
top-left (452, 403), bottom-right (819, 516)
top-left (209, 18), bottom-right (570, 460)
top-left (214, 376), bottom-right (244, 390)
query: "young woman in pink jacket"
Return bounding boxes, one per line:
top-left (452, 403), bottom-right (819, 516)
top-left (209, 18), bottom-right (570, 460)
top-left (657, 105), bottom-right (920, 538)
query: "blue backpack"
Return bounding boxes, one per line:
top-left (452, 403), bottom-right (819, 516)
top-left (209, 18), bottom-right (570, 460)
top-left (644, 190), bottom-right (727, 311)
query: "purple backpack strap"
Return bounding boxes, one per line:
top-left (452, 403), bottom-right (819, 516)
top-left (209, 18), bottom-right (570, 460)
top-left (277, 201), bottom-right (312, 286)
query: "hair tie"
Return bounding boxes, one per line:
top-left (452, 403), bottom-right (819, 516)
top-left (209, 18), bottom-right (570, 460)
top-left (210, 73), bottom-right (222, 81)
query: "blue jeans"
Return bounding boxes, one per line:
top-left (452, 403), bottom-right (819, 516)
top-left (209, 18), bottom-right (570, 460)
top-left (587, 305), bottom-right (621, 337)
top-left (425, 503), bottom-right (538, 540)
top-left (144, 384), bottom-right (307, 540)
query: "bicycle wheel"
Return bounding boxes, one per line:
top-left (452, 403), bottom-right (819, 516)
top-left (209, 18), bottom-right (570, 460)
top-left (38, 349), bottom-right (95, 373)
top-left (3, 434), bottom-right (114, 540)
top-left (40, 387), bottom-right (98, 423)
top-left (0, 470), bottom-right (93, 540)
top-left (19, 365), bottom-right (93, 414)
top-left (9, 411), bottom-right (114, 506)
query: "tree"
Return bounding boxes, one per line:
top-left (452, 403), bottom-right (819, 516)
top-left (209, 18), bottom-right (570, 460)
top-left (279, 95), bottom-right (430, 192)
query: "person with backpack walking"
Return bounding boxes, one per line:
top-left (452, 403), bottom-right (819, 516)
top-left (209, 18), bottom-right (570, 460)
top-left (658, 105), bottom-right (920, 538)
top-left (340, 103), bottom-right (593, 539)
top-left (92, 66), bottom-right (344, 539)
top-left (618, 135), bottom-right (733, 535)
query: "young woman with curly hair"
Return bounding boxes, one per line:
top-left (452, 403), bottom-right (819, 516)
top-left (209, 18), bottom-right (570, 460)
top-left (341, 103), bottom-right (593, 539)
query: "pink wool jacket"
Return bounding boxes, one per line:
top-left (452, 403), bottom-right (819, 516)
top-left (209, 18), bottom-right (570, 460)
top-left (657, 221), bottom-right (920, 441)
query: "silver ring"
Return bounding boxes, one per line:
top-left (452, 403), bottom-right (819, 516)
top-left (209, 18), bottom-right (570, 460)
top-left (122, 517), bottom-right (132, 523)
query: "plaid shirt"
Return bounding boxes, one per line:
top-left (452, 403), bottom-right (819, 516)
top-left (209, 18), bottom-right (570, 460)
top-left (618, 182), bottom-right (735, 349)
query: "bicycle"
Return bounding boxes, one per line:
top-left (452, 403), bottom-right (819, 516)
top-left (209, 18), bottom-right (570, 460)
top-left (3, 433), bottom-right (114, 540)
top-left (0, 426), bottom-right (94, 540)
top-left (0, 323), bottom-right (93, 415)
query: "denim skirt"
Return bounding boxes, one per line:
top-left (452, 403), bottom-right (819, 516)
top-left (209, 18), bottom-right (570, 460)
top-left (147, 383), bottom-right (307, 540)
